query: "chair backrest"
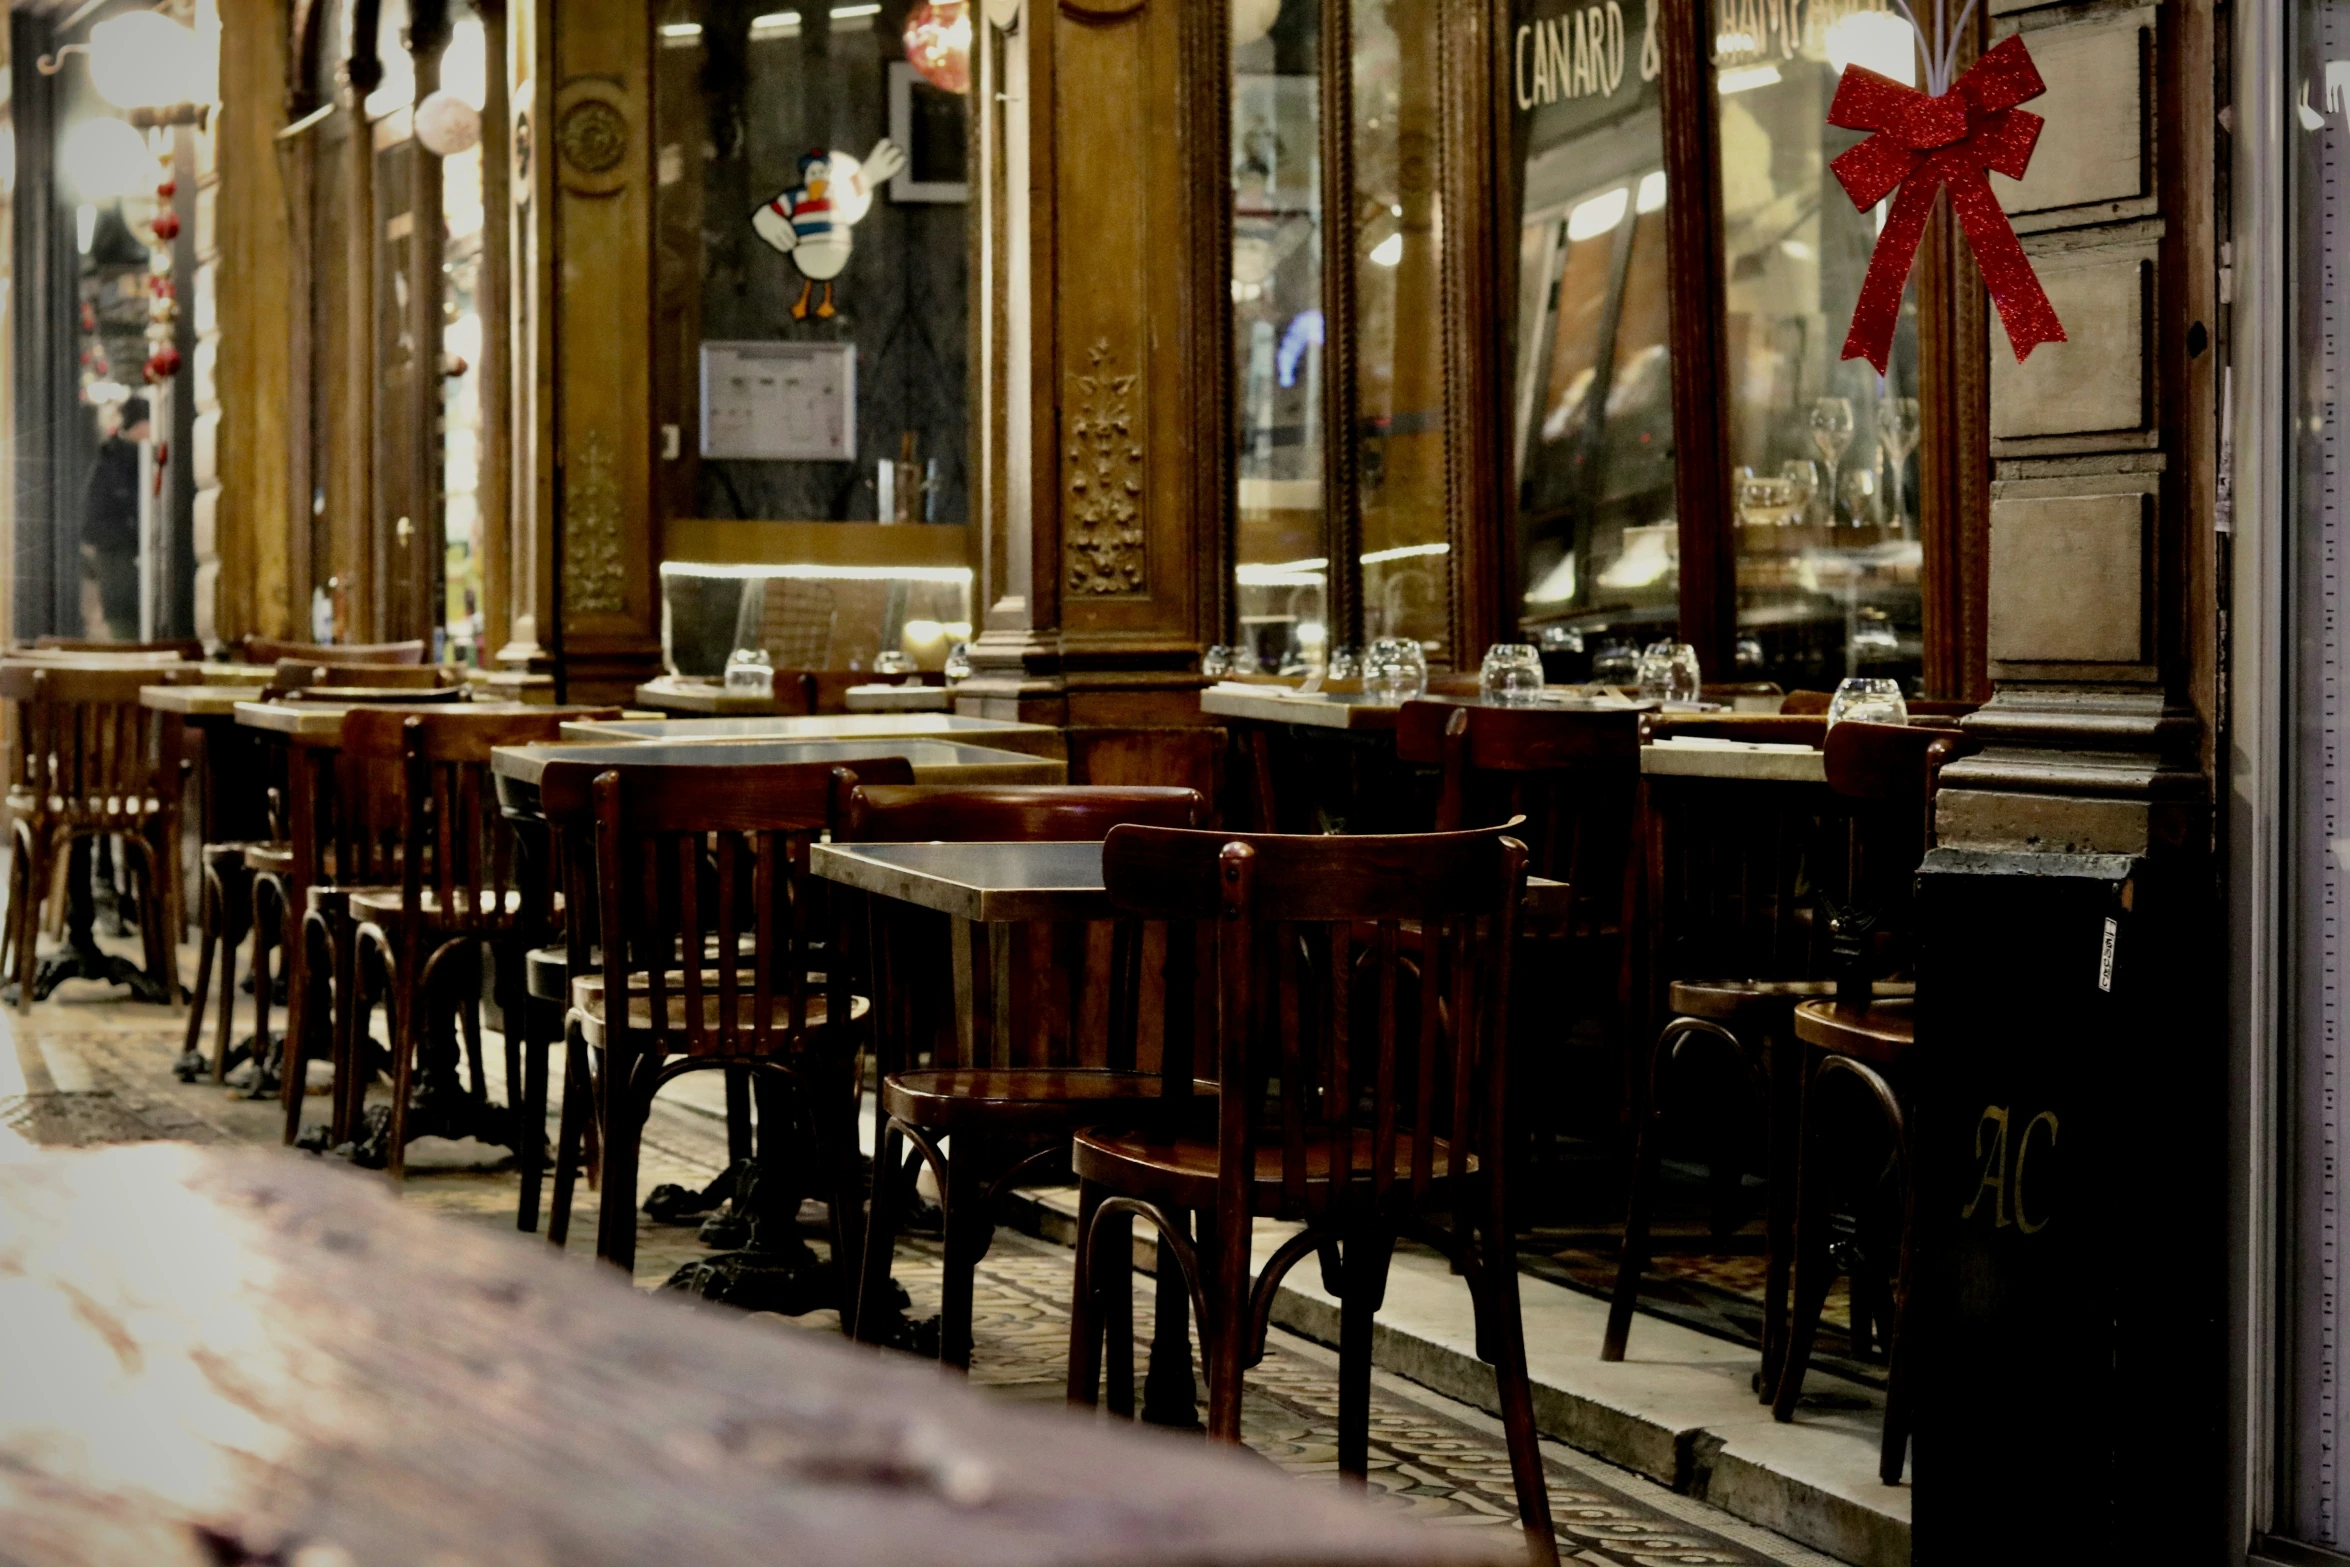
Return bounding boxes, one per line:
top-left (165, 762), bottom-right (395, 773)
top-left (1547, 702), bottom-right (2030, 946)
top-left (585, 756), bottom-right (916, 1064)
top-left (842, 785), bottom-right (1204, 1075)
top-left (1641, 712), bottom-right (1826, 748)
top-left (32, 636), bottom-right (206, 660)
top-left (1781, 689), bottom-right (1980, 719)
top-left (395, 710), bottom-right (605, 934)
top-left (242, 636), bottom-right (426, 666)
top-left (1, 663), bottom-right (192, 821)
top-left (840, 784), bottom-right (1201, 843)
top-left (1822, 719), bottom-right (1977, 940)
top-left (1103, 823), bottom-right (1528, 1225)
top-left (1398, 701), bottom-right (1639, 887)
top-left (271, 660), bottom-right (458, 695)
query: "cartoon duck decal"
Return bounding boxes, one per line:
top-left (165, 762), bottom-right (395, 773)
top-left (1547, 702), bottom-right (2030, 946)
top-left (750, 139), bottom-right (908, 320)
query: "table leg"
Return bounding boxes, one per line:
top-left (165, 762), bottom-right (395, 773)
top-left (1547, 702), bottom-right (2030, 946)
top-left (34, 838), bottom-right (170, 1004)
top-left (1142, 1210), bottom-right (1202, 1429)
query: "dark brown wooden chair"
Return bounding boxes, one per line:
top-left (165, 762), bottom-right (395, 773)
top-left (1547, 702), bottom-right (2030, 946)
top-left (271, 660), bottom-right (463, 695)
top-left (241, 636), bottom-right (426, 666)
top-left (546, 755), bottom-right (917, 1283)
top-left (841, 783), bottom-right (1204, 1366)
top-left (336, 710), bottom-right (583, 1190)
top-left (1, 663), bottom-right (193, 1011)
top-left (1778, 996), bottom-right (1914, 1485)
top-left (1606, 718), bottom-right (1967, 1409)
top-left (31, 635), bottom-right (208, 659)
top-left (1067, 823), bottom-right (1557, 1565)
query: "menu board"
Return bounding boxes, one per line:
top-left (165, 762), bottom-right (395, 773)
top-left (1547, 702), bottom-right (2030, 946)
top-left (699, 341), bottom-right (857, 461)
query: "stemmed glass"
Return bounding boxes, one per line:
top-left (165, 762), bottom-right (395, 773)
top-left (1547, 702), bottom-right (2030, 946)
top-left (1840, 466), bottom-right (1879, 531)
top-left (1877, 395), bottom-right (1921, 533)
top-left (1809, 397), bottom-right (1855, 521)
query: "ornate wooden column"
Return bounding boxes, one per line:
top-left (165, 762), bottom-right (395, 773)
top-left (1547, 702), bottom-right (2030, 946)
top-left (498, 0), bottom-right (658, 702)
top-left (960, 0), bottom-right (1229, 759)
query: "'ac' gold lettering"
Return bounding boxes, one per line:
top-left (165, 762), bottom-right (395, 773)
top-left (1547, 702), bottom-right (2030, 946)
top-left (1962, 1105), bottom-right (2012, 1228)
top-left (2014, 1110), bottom-right (2058, 1234)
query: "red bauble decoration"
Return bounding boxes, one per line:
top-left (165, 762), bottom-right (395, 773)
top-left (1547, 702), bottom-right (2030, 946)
top-left (145, 346), bottom-right (182, 382)
top-left (902, 1), bottom-right (971, 93)
top-left (149, 210), bottom-right (182, 242)
top-left (155, 179), bottom-right (176, 199)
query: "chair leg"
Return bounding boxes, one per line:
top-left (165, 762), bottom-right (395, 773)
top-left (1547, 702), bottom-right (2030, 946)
top-left (213, 876), bottom-right (247, 1083)
top-left (1879, 1189), bottom-right (1916, 1484)
top-left (1465, 1195), bottom-right (1558, 1566)
top-left (725, 1067), bottom-right (753, 1165)
top-left (1101, 1202), bottom-right (1136, 1417)
top-left (1771, 1071), bottom-right (1836, 1423)
top-left (821, 1065), bottom-right (869, 1328)
top-left (1336, 1229), bottom-right (1397, 1484)
top-left (1603, 1081), bottom-right (1668, 1361)
top-left (280, 911), bottom-right (330, 1145)
top-left (516, 991), bottom-right (552, 1233)
top-left (939, 1142), bottom-right (988, 1370)
top-left (854, 1119), bottom-right (908, 1344)
top-left (181, 869), bottom-right (218, 1069)
top-left (245, 879), bottom-right (278, 1088)
top-left (330, 910), bottom-right (364, 1147)
top-left (383, 950), bottom-right (415, 1184)
top-left (1201, 1205), bottom-right (1251, 1445)
top-left (595, 1054), bottom-right (645, 1276)
top-left (15, 833), bottom-right (45, 1013)
top-left (1065, 1178), bottom-right (1106, 1408)
top-left (548, 1018), bottom-right (588, 1249)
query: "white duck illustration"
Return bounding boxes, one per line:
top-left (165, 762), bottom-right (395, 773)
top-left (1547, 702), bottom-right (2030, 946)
top-left (750, 138), bottom-right (907, 320)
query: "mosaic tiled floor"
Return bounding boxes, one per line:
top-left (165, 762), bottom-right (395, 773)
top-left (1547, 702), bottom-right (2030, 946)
top-left (2, 949), bottom-right (1843, 1567)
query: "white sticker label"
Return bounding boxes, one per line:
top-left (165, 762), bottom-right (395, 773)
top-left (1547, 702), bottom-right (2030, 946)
top-left (2098, 917), bottom-right (2117, 993)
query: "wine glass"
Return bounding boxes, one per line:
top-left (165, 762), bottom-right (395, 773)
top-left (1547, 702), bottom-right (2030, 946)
top-left (1364, 638), bottom-right (1427, 706)
top-left (1877, 395), bottom-right (1921, 532)
top-left (1826, 676), bottom-right (1908, 727)
top-left (1809, 396), bottom-right (1856, 517)
top-left (1201, 645), bottom-right (1235, 680)
top-left (1480, 643), bottom-right (1546, 707)
top-left (1840, 464), bottom-right (1879, 530)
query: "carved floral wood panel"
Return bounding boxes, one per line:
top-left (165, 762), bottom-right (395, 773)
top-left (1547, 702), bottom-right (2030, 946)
top-left (1064, 339), bottom-right (1146, 594)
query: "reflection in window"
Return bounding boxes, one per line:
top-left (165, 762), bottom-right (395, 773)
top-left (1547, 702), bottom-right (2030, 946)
top-left (1231, 0), bottom-right (1326, 675)
top-left (655, 1), bottom-right (968, 524)
top-left (1508, 0), bottom-right (1677, 680)
top-left (1715, 0), bottom-right (1923, 692)
top-left (439, 8), bottom-right (489, 663)
top-left (1352, 0), bottom-right (1451, 661)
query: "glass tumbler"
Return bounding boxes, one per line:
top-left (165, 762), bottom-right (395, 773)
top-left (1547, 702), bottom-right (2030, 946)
top-left (724, 647), bottom-right (774, 696)
top-left (1480, 643), bottom-right (1546, 706)
top-left (1364, 638), bottom-right (1428, 706)
top-left (1826, 676), bottom-right (1909, 727)
top-left (1638, 640), bottom-right (1702, 705)
top-left (1201, 645), bottom-right (1235, 680)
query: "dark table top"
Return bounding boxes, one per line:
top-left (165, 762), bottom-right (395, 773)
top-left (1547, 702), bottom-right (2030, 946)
top-left (0, 1144), bottom-right (1488, 1567)
top-left (490, 739), bottom-right (1065, 823)
top-left (813, 839), bottom-right (1573, 925)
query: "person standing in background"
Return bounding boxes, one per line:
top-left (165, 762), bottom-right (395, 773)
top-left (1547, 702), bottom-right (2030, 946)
top-left (80, 397), bottom-right (148, 641)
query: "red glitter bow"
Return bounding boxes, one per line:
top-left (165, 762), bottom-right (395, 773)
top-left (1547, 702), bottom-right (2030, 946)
top-left (1828, 33), bottom-right (2065, 374)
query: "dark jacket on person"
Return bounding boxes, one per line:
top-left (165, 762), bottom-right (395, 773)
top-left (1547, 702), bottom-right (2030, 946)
top-left (81, 435), bottom-right (141, 556)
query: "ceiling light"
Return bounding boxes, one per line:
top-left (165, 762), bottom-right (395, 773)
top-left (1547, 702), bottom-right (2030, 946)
top-left (1716, 63), bottom-right (1782, 94)
top-left (86, 12), bottom-right (200, 111)
top-left (1368, 231), bottom-right (1403, 267)
top-left (1566, 186), bottom-right (1629, 243)
top-left (1636, 170), bottom-right (1666, 213)
top-left (1825, 10), bottom-right (1918, 88)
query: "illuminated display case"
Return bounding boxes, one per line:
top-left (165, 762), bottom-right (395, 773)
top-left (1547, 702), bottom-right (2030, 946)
top-left (657, 522), bottom-right (974, 678)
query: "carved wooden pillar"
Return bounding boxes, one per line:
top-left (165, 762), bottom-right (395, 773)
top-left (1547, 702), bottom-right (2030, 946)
top-left (512, 0), bottom-right (659, 702)
top-left (961, 0), bottom-right (1229, 743)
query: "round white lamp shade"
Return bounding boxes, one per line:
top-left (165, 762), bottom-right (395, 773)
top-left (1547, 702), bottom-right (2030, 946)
top-left (87, 11), bottom-right (201, 110)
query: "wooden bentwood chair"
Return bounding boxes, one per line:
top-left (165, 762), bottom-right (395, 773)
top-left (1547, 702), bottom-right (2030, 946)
top-left (1, 663), bottom-right (192, 1011)
top-left (842, 784), bottom-right (1205, 1366)
top-left (1066, 823), bottom-right (1558, 1565)
top-left (549, 756), bottom-right (911, 1281)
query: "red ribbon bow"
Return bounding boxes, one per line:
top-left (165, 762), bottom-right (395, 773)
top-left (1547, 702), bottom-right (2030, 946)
top-left (1828, 33), bottom-right (2065, 374)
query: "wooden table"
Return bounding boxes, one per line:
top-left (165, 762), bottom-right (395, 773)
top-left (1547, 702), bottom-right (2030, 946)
top-left (557, 712), bottom-right (1065, 759)
top-left (634, 675), bottom-right (791, 715)
top-left (0, 1144), bottom-right (1483, 1567)
top-left (490, 739), bottom-right (1064, 817)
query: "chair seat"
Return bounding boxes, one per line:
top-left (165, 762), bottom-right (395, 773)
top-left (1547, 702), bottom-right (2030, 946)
top-left (526, 944), bottom-right (569, 1004)
top-left (243, 842), bottom-right (296, 876)
top-left (571, 970), bottom-right (866, 1043)
top-left (1668, 977), bottom-right (1915, 1026)
top-left (204, 839), bottom-right (274, 872)
top-left (1071, 1124), bottom-right (1466, 1213)
top-left (1791, 997), bottom-right (1914, 1066)
top-left (882, 1068), bottom-right (1191, 1135)
top-left (349, 885), bottom-right (531, 926)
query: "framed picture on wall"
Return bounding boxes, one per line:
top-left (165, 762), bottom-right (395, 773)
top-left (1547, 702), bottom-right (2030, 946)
top-left (888, 61), bottom-right (969, 204)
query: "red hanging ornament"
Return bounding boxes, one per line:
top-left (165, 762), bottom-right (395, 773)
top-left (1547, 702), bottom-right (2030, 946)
top-left (902, 1), bottom-right (971, 94)
top-left (155, 179), bottom-right (176, 199)
top-left (1827, 33), bottom-right (2065, 375)
top-left (149, 209), bottom-right (182, 242)
top-left (144, 346), bottom-right (182, 382)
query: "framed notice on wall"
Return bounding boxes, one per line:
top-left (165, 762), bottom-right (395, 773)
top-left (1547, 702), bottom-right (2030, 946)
top-left (699, 341), bottom-right (857, 461)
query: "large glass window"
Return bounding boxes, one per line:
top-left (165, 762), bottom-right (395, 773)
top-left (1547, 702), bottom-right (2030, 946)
top-left (1230, 0), bottom-right (1327, 674)
top-left (1711, 0), bottom-right (1923, 692)
top-left (1352, 0), bottom-right (1452, 659)
top-left (1507, 0), bottom-right (1677, 680)
top-left (654, 0), bottom-right (969, 525)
